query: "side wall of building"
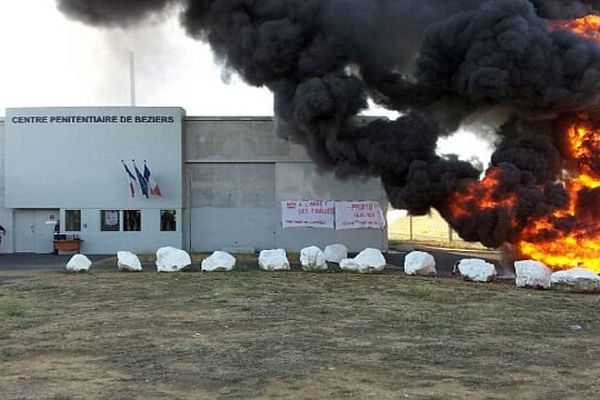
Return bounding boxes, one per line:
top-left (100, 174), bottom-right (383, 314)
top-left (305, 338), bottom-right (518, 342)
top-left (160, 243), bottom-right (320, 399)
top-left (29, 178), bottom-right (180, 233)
top-left (4, 107), bottom-right (184, 254)
top-left (0, 119), bottom-right (13, 253)
top-left (185, 117), bottom-right (387, 253)
top-left (1, 112), bottom-right (388, 254)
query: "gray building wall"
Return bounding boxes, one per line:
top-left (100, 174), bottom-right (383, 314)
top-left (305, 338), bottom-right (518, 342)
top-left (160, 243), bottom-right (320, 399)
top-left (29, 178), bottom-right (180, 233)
top-left (4, 107), bottom-right (184, 254)
top-left (1, 111), bottom-right (387, 254)
top-left (0, 119), bottom-right (13, 253)
top-left (185, 117), bottom-right (387, 253)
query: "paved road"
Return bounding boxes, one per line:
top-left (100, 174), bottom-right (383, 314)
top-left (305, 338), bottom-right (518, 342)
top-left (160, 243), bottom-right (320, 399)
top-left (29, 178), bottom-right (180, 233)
top-left (0, 253), bottom-right (115, 271)
top-left (386, 245), bottom-right (510, 277)
top-left (0, 245), bottom-right (508, 277)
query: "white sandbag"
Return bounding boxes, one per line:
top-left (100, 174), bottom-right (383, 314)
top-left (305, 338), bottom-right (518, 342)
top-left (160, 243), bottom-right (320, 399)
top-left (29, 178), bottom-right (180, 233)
top-left (201, 251), bottom-right (236, 272)
top-left (340, 248), bottom-right (386, 273)
top-left (156, 246), bottom-right (192, 272)
top-left (340, 258), bottom-right (359, 272)
top-left (258, 249), bottom-right (290, 271)
top-left (66, 254), bottom-right (92, 272)
top-left (404, 251), bottom-right (436, 276)
top-left (117, 251), bottom-right (142, 272)
top-left (324, 244), bottom-right (348, 264)
top-left (300, 246), bottom-right (328, 271)
top-left (551, 268), bottom-right (600, 292)
top-left (457, 258), bottom-right (496, 282)
top-left (514, 260), bottom-right (551, 289)
top-left (353, 248), bottom-right (386, 273)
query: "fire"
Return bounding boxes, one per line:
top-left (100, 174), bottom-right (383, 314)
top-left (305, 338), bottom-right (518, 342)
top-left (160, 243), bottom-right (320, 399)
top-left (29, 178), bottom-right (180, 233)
top-left (449, 167), bottom-right (517, 223)
top-left (518, 18), bottom-right (600, 272)
top-left (447, 15), bottom-right (600, 272)
top-left (517, 124), bottom-right (600, 273)
top-left (550, 15), bottom-right (600, 41)
top-left (448, 122), bottom-right (600, 272)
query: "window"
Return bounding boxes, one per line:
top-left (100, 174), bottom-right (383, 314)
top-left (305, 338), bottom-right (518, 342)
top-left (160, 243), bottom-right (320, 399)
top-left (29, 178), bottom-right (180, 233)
top-left (123, 210), bottom-right (141, 231)
top-left (101, 210), bottom-right (120, 231)
top-left (161, 210), bottom-right (176, 231)
top-left (65, 210), bottom-right (81, 231)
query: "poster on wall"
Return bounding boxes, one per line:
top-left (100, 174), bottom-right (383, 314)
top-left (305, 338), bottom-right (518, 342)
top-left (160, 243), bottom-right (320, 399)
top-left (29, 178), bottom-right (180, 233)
top-left (104, 210), bottom-right (119, 226)
top-left (335, 201), bottom-right (385, 230)
top-left (281, 200), bottom-right (335, 228)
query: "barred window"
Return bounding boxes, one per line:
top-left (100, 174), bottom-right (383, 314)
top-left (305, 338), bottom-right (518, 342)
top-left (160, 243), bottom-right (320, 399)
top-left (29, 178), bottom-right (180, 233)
top-left (65, 210), bottom-right (81, 231)
top-left (161, 210), bottom-right (176, 231)
top-left (123, 210), bottom-right (141, 232)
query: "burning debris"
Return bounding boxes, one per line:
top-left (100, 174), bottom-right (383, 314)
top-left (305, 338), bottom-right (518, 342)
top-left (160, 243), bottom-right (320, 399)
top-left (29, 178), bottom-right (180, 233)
top-left (56, 0), bottom-right (600, 273)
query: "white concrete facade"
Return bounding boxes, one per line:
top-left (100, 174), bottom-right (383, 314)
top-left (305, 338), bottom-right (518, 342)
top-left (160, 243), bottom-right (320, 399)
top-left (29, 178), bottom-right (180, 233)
top-left (0, 108), bottom-right (387, 255)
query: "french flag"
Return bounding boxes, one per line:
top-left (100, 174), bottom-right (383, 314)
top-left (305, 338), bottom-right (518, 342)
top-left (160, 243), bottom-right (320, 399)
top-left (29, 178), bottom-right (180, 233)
top-left (144, 161), bottom-right (162, 196)
top-left (133, 161), bottom-right (149, 198)
top-left (121, 160), bottom-right (137, 198)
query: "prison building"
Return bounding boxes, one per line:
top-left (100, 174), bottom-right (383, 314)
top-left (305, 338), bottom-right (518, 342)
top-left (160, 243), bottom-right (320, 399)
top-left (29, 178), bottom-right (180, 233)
top-left (0, 107), bottom-right (387, 255)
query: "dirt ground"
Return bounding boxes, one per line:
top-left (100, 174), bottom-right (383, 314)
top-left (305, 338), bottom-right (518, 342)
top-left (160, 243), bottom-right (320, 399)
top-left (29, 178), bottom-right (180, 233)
top-left (1, 263), bottom-right (599, 400)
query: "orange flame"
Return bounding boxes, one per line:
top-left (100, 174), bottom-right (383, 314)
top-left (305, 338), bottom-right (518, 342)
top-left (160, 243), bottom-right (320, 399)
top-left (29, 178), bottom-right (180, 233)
top-left (449, 167), bottom-right (517, 223)
top-left (550, 15), bottom-right (600, 41)
top-left (446, 15), bottom-right (600, 272)
top-left (516, 124), bottom-right (600, 272)
top-left (519, 15), bottom-right (600, 272)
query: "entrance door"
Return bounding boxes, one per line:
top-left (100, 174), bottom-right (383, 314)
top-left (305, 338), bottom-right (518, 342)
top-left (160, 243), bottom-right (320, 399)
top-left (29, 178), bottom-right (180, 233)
top-left (14, 209), bottom-right (59, 253)
top-left (15, 210), bottom-right (35, 252)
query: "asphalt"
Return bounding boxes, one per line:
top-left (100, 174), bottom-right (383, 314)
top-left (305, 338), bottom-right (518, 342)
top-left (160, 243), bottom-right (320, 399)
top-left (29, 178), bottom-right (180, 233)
top-left (0, 245), bottom-right (507, 277)
top-left (0, 253), bottom-right (116, 271)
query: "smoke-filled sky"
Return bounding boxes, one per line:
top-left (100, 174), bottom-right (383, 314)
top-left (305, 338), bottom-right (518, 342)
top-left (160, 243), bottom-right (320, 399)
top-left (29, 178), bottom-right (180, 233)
top-left (0, 0), bottom-right (492, 161)
top-left (0, 0), bottom-right (273, 115)
top-left (0, 0), bottom-right (400, 117)
top-left (11, 0), bottom-right (600, 251)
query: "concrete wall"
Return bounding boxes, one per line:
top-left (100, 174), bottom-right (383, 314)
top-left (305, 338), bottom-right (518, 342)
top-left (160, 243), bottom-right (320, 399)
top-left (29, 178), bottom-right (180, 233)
top-left (4, 107), bottom-right (184, 254)
top-left (186, 117), bottom-right (308, 162)
top-left (275, 163), bottom-right (387, 251)
top-left (185, 117), bottom-right (387, 253)
top-left (188, 162), bottom-right (277, 251)
top-left (0, 119), bottom-right (13, 253)
top-left (6, 107), bottom-right (183, 209)
top-left (1, 112), bottom-right (387, 254)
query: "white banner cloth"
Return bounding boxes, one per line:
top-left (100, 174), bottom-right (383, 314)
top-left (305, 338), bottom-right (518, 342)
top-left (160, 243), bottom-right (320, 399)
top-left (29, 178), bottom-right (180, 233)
top-left (281, 200), bottom-right (335, 228)
top-left (335, 201), bottom-right (385, 230)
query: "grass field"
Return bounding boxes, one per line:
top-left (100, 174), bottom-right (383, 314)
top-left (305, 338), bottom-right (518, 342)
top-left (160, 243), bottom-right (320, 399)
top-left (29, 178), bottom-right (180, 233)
top-left (1, 267), bottom-right (599, 400)
top-left (388, 209), bottom-right (487, 250)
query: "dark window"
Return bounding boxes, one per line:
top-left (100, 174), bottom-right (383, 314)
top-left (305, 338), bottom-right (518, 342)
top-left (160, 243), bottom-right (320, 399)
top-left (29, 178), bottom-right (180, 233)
top-left (65, 210), bottom-right (81, 231)
top-left (160, 210), bottom-right (176, 231)
top-left (123, 210), bottom-right (141, 231)
top-left (101, 210), bottom-right (120, 231)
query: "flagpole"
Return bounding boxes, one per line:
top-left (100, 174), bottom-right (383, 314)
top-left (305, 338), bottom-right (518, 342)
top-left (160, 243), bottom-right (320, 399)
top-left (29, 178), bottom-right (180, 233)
top-left (129, 51), bottom-right (136, 107)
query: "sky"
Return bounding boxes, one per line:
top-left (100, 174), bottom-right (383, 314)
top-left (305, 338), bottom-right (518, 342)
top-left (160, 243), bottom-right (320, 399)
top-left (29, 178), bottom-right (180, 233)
top-left (0, 1), bottom-right (493, 162)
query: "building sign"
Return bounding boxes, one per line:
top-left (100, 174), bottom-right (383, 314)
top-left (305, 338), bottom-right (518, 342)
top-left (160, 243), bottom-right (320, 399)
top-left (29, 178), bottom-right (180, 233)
top-left (281, 200), bottom-right (335, 228)
top-left (5, 106), bottom-right (183, 208)
top-left (335, 201), bottom-right (385, 230)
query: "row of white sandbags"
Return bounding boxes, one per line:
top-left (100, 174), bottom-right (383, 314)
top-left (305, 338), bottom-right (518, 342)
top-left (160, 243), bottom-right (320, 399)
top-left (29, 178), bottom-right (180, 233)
top-left (403, 251), bottom-right (600, 291)
top-left (65, 247), bottom-right (235, 272)
top-left (514, 260), bottom-right (600, 291)
top-left (66, 244), bottom-right (387, 274)
top-left (403, 251), bottom-right (497, 281)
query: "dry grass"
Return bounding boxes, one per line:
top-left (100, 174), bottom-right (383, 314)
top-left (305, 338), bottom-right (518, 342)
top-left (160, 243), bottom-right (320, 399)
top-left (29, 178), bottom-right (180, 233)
top-left (1, 268), bottom-right (599, 400)
top-left (389, 210), bottom-right (488, 250)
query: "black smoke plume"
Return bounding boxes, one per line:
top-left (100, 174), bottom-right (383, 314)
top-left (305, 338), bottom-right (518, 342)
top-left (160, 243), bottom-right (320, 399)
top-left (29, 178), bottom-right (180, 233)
top-left (56, 0), bottom-right (600, 248)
